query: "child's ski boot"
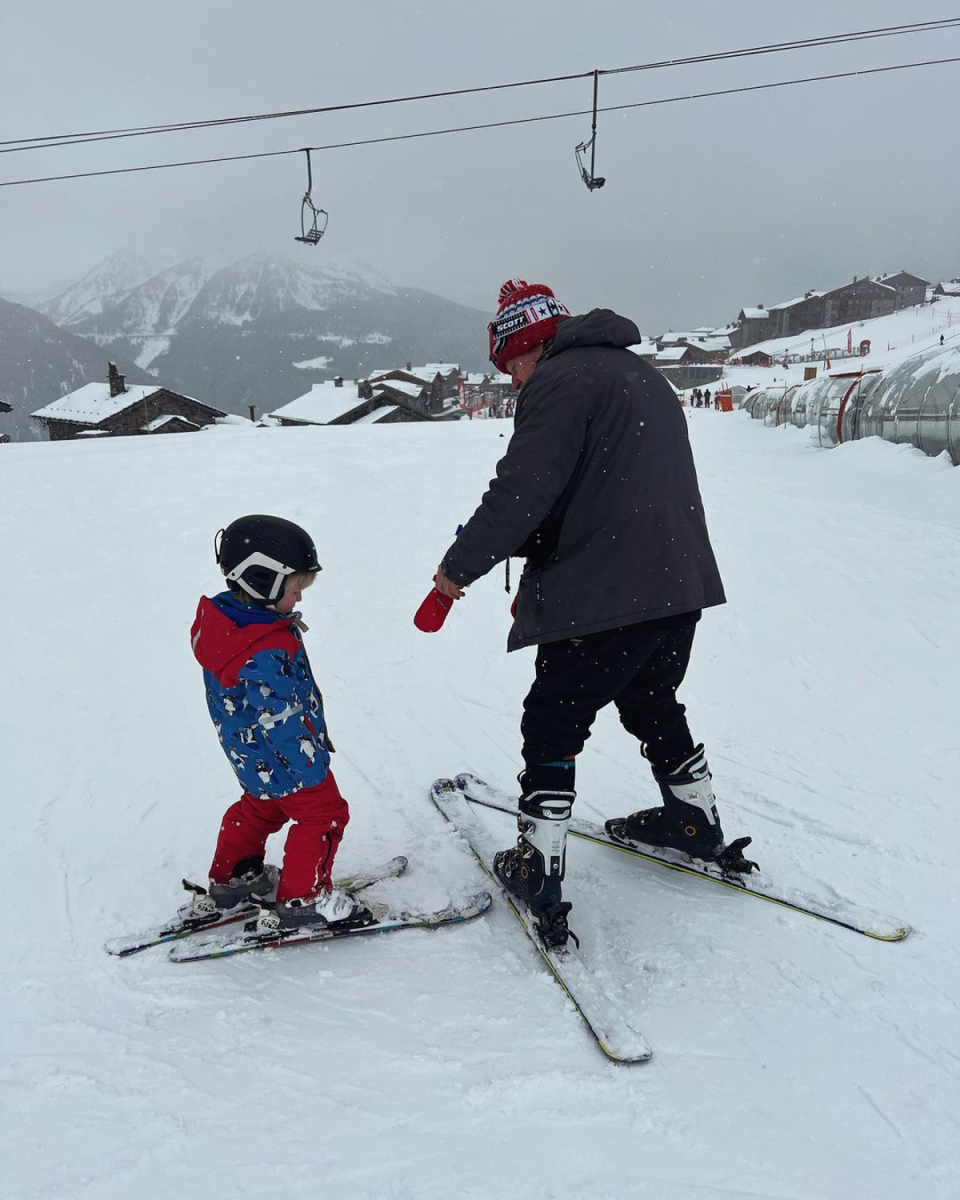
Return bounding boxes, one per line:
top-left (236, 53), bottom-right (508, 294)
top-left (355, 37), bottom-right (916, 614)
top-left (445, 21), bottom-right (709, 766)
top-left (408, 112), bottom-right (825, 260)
top-left (493, 764), bottom-right (577, 950)
top-left (184, 857), bottom-right (280, 919)
top-left (253, 886), bottom-right (373, 935)
top-left (605, 745), bottom-right (757, 875)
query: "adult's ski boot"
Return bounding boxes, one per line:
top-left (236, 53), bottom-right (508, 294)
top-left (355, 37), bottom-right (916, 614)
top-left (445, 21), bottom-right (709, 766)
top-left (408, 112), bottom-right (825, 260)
top-left (253, 886), bottom-right (373, 935)
top-left (493, 764), bottom-right (577, 949)
top-left (605, 745), bottom-right (757, 875)
top-left (184, 856), bottom-right (280, 918)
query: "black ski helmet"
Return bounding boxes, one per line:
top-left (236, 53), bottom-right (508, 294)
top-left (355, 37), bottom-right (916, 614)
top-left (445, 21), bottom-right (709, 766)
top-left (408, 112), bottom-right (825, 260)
top-left (215, 514), bottom-right (321, 604)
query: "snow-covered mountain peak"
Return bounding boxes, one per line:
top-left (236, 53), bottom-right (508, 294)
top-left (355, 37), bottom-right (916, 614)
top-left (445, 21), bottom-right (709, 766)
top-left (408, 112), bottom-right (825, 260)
top-left (183, 253), bottom-right (396, 327)
top-left (38, 249), bottom-right (165, 327)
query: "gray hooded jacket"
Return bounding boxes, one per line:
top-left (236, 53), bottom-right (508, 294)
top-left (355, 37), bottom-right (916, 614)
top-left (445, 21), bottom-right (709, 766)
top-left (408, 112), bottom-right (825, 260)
top-left (441, 309), bottom-right (726, 651)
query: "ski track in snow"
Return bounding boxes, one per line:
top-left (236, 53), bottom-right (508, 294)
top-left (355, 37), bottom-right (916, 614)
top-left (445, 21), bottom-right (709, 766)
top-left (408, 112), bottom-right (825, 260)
top-left (2, 413), bottom-right (959, 1199)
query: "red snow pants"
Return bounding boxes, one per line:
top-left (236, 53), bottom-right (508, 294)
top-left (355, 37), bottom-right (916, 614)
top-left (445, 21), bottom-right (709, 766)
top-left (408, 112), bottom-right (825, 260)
top-left (209, 771), bottom-right (350, 902)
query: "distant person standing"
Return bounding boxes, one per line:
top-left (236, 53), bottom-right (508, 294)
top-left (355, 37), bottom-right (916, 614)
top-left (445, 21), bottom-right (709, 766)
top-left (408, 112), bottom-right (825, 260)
top-left (703, 388), bottom-right (711, 407)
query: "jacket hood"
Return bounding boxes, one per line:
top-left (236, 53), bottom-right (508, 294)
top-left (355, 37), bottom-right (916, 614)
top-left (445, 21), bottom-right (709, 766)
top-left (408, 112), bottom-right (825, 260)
top-left (191, 592), bottom-right (293, 680)
top-left (542, 309), bottom-right (641, 360)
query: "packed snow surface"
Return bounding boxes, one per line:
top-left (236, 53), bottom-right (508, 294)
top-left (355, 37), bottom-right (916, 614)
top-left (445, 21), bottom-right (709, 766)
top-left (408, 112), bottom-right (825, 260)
top-left (3, 413), bottom-right (959, 1199)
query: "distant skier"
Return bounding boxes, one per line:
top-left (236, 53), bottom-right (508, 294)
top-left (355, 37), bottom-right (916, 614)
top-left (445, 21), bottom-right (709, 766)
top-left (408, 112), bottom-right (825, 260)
top-left (188, 515), bottom-right (369, 934)
top-left (432, 279), bottom-right (754, 947)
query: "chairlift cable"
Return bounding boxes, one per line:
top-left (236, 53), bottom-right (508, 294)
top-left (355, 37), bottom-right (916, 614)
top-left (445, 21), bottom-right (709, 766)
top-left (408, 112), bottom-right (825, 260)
top-left (0, 17), bottom-right (958, 154)
top-left (0, 54), bottom-right (957, 189)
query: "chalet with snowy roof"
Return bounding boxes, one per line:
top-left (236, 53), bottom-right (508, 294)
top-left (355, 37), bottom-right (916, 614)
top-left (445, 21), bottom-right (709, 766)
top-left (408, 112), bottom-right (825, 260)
top-left (459, 370), bottom-right (514, 413)
top-left (934, 279), bottom-right (960, 298)
top-left (822, 278), bottom-right (896, 327)
top-left (367, 366), bottom-right (445, 413)
top-left (768, 292), bottom-right (825, 339)
top-left (734, 347), bottom-right (775, 367)
top-left (629, 341), bottom-right (659, 361)
top-left (31, 363), bottom-right (225, 442)
top-left (669, 336), bottom-right (730, 363)
top-left (876, 271), bottom-right (928, 310)
top-left (269, 377), bottom-right (431, 427)
top-left (420, 363), bottom-right (463, 397)
top-left (732, 307), bottom-right (772, 350)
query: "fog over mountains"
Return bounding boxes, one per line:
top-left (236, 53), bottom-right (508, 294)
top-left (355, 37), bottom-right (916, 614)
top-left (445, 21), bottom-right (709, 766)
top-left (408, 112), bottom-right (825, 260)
top-left (0, 251), bottom-right (491, 434)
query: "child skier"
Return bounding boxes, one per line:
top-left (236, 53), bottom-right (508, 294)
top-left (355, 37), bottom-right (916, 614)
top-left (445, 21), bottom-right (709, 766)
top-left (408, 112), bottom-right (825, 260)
top-left (188, 513), bottom-right (369, 933)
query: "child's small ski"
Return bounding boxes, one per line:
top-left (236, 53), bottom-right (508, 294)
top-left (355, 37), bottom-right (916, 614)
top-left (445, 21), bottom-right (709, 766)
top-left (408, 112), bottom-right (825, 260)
top-left (431, 778), bottom-right (652, 1064)
top-left (167, 890), bottom-right (492, 962)
top-left (453, 773), bottom-right (910, 942)
top-left (105, 856), bottom-right (409, 957)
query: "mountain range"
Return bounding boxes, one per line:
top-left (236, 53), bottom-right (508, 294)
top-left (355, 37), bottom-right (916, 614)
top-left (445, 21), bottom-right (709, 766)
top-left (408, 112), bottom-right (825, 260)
top-left (0, 251), bottom-right (491, 436)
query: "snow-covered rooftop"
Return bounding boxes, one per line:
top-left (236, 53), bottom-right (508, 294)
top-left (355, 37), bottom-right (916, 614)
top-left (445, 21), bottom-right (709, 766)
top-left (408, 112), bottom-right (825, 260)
top-left (269, 381), bottom-right (366, 425)
top-left (656, 346), bottom-right (690, 362)
top-left (373, 378), bottom-right (424, 399)
top-left (769, 292), bottom-right (824, 311)
top-left (368, 367), bottom-right (436, 385)
top-left (142, 414), bottom-right (198, 432)
top-left (739, 308), bottom-right (770, 321)
top-left (32, 382), bottom-right (162, 424)
top-left (629, 341), bottom-right (659, 357)
top-left (421, 363), bottom-right (460, 376)
top-left (352, 406), bottom-right (399, 425)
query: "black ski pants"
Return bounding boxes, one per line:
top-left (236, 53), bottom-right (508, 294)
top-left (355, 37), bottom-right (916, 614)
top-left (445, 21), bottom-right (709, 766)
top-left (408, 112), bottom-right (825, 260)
top-left (521, 612), bottom-right (700, 774)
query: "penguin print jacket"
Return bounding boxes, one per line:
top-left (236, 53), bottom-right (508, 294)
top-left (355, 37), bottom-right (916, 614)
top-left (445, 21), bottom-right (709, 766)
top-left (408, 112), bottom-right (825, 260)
top-left (190, 591), bottom-right (332, 799)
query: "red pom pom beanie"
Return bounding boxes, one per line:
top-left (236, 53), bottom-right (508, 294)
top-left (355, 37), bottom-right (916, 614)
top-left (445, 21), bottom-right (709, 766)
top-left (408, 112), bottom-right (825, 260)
top-left (488, 279), bottom-right (570, 373)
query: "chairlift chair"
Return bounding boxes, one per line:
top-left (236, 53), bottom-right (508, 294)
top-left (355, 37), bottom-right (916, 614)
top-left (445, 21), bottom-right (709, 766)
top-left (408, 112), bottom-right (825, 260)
top-left (294, 149), bottom-right (329, 245)
top-left (575, 70), bottom-right (606, 191)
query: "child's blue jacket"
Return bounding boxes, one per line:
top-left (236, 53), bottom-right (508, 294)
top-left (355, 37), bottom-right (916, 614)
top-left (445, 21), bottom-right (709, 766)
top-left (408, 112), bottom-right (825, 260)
top-left (191, 592), bottom-right (331, 799)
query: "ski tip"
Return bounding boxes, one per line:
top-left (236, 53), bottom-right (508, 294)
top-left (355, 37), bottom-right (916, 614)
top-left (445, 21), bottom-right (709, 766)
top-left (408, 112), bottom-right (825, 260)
top-left (865, 924), bottom-right (912, 943)
top-left (601, 1040), bottom-right (653, 1065)
top-left (104, 939), bottom-right (139, 957)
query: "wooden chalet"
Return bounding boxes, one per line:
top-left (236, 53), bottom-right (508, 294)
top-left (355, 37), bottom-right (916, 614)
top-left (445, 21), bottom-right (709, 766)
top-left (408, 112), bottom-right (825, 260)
top-left (31, 363), bottom-right (225, 442)
top-left (269, 377), bottom-right (429, 427)
top-left (732, 307), bottom-right (772, 350)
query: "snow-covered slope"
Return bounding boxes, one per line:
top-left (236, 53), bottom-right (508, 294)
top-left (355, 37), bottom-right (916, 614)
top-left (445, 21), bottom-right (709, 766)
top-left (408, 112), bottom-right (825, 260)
top-left (3, 416), bottom-right (958, 1198)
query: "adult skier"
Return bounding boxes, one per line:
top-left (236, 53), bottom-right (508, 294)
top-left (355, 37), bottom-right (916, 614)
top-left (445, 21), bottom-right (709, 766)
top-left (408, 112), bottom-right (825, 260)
top-left (433, 279), bottom-right (754, 947)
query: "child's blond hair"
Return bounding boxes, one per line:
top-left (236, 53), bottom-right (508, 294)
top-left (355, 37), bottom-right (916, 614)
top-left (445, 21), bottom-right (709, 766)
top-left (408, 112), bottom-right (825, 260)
top-left (227, 570), bottom-right (316, 604)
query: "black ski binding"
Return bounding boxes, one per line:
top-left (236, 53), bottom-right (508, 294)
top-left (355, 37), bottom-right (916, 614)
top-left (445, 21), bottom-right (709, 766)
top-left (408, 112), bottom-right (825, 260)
top-left (713, 837), bottom-right (759, 877)
top-left (533, 900), bottom-right (580, 951)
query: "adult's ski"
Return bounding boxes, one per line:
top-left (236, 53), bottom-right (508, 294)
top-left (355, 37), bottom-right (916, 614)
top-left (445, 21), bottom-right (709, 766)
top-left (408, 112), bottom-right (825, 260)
top-left (430, 777), bottom-right (652, 1065)
top-left (168, 889), bottom-right (492, 962)
top-left (453, 774), bottom-right (909, 942)
top-left (106, 856), bottom-right (409, 957)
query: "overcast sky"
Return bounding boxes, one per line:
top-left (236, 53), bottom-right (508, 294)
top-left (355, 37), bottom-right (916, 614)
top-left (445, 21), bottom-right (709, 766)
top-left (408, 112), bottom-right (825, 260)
top-left (1, 1), bottom-right (958, 334)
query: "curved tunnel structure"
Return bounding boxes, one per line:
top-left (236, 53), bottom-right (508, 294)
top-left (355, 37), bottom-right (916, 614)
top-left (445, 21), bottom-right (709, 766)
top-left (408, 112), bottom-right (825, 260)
top-left (733, 343), bottom-right (960, 466)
